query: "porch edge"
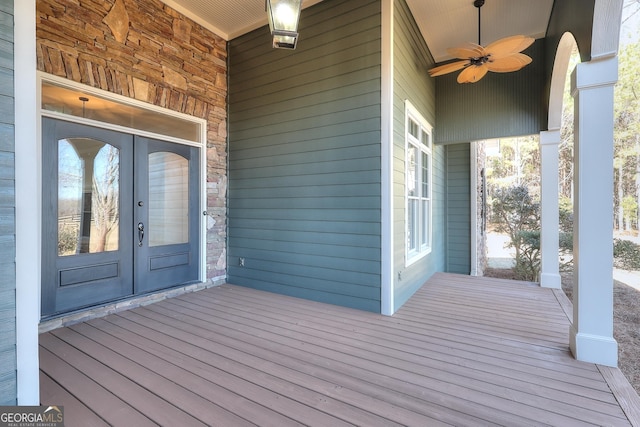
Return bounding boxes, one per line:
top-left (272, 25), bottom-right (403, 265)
top-left (552, 288), bottom-right (573, 322)
top-left (597, 365), bottom-right (640, 426)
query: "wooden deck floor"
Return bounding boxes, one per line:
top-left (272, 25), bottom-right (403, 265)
top-left (40, 273), bottom-right (640, 426)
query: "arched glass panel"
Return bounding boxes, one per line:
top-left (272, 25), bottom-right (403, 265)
top-left (58, 138), bottom-right (120, 255)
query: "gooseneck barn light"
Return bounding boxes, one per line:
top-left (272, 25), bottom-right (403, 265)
top-left (266, 0), bottom-right (302, 49)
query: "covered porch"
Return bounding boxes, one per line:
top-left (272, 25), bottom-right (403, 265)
top-left (40, 273), bottom-right (640, 426)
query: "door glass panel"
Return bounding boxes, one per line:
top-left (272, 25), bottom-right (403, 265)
top-left (58, 138), bottom-right (120, 256)
top-left (148, 152), bottom-right (189, 246)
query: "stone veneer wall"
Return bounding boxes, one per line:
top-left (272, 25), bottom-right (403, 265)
top-left (36, 0), bottom-right (227, 282)
top-left (476, 142), bottom-right (487, 276)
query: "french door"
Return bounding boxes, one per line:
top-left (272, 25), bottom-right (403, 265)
top-left (41, 118), bottom-right (200, 317)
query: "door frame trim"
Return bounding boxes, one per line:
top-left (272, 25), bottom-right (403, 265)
top-left (36, 72), bottom-right (209, 309)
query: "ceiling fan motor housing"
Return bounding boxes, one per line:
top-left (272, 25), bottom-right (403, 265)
top-left (470, 56), bottom-right (489, 66)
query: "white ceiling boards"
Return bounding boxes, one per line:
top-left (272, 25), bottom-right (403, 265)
top-left (163, 0), bottom-right (553, 62)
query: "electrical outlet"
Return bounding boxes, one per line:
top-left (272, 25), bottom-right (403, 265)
top-left (239, 257), bottom-right (245, 267)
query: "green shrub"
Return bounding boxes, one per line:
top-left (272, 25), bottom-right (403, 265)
top-left (613, 239), bottom-right (640, 270)
top-left (492, 186), bottom-right (541, 281)
top-left (559, 231), bottom-right (574, 272)
top-left (513, 230), bottom-right (540, 281)
top-left (491, 186), bottom-right (577, 281)
top-left (559, 196), bottom-right (573, 233)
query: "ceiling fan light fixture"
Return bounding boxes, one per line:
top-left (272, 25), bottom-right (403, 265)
top-left (428, 1), bottom-right (534, 83)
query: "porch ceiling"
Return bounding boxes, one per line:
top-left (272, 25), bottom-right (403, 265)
top-left (161, 0), bottom-right (553, 62)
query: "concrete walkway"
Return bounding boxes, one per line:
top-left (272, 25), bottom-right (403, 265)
top-left (614, 269), bottom-right (640, 292)
top-left (486, 233), bottom-right (515, 269)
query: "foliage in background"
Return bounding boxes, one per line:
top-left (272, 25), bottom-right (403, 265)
top-left (557, 18), bottom-right (640, 231)
top-left (622, 195), bottom-right (638, 231)
top-left (513, 230), bottom-right (541, 281)
top-left (491, 185), bottom-right (541, 280)
top-left (614, 238), bottom-right (640, 270)
top-left (491, 185), bottom-right (575, 281)
top-left (614, 37), bottom-right (640, 231)
top-left (558, 196), bottom-right (574, 233)
top-left (486, 137), bottom-right (540, 194)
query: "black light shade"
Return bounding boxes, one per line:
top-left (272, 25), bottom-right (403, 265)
top-left (266, 0), bottom-right (302, 49)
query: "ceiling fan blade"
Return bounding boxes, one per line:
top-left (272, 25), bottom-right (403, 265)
top-left (446, 42), bottom-right (486, 59)
top-left (486, 53), bottom-right (532, 72)
top-left (485, 35), bottom-right (535, 59)
top-left (457, 64), bottom-right (489, 83)
top-left (428, 60), bottom-right (469, 77)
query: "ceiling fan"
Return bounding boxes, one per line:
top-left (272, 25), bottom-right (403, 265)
top-left (428, 0), bottom-right (534, 83)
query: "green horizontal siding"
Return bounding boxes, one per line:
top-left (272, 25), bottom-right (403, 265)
top-left (0, 0), bottom-right (15, 406)
top-left (228, 0), bottom-right (382, 312)
top-left (446, 143), bottom-right (471, 274)
top-left (435, 41), bottom-right (547, 145)
top-left (392, 0), bottom-right (444, 311)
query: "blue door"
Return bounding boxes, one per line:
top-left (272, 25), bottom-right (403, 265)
top-left (133, 136), bottom-right (200, 294)
top-left (41, 118), bottom-right (200, 318)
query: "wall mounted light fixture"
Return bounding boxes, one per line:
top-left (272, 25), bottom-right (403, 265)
top-left (266, 0), bottom-right (302, 49)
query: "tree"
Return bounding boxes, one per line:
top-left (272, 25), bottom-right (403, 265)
top-left (614, 38), bottom-right (640, 232)
top-left (486, 136), bottom-right (540, 191)
top-left (491, 185), bottom-right (540, 277)
top-left (622, 195), bottom-right (638, 230)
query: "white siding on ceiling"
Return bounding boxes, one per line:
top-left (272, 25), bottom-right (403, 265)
top-left (161, 0), bottom-right (552, 58)
top-left (161, 0), bottom-right (323, 40)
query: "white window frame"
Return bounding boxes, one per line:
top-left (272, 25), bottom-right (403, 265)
top-left (405, 100), bottom-right (432, 265)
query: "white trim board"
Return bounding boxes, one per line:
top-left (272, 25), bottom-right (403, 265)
top-left (15, 0), bottom-right (40, 405)
top-left (380, 0), bottom-right (394, 316)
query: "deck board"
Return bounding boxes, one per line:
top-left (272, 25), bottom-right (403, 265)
top-left (41, 333), bottom-right (207, 426)
top-left (194, 290), bottom-right (619, 402)
top-left (74, 317), bottom-right (400, 427)
top-left (40, 272), bottom-right (639, 426)
top-left (199, 290), bottom-right (614, 402)
top-left (218, 283), bottom-right (600, 374)
top-left (39, 372), bottom-right (110, 427)
top-left (39, 346), bottom-right (158, 427)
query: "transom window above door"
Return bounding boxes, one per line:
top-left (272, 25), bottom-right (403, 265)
top-left (41, 80), bottom-right (201, 142)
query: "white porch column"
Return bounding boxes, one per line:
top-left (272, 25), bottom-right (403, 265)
top-left (15, 0), bottom-right (40, 404)
top-left (569, 57), bottom-right (618, 367)
top-left (539, 130), bottom-right (561, 289)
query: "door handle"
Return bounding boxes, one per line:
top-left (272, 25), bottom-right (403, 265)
top-left (137, 222), bottom-right (144, 247)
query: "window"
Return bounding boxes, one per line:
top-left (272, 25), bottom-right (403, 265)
top-left (405, 101), bottom-right (432, 263)
top-left (41, 80), bottom-right (201, 143)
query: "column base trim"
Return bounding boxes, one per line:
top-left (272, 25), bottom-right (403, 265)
top-left (540, 272), bottom-right (562, 289)
top-left (570, 325), bottom-right (618, 367)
